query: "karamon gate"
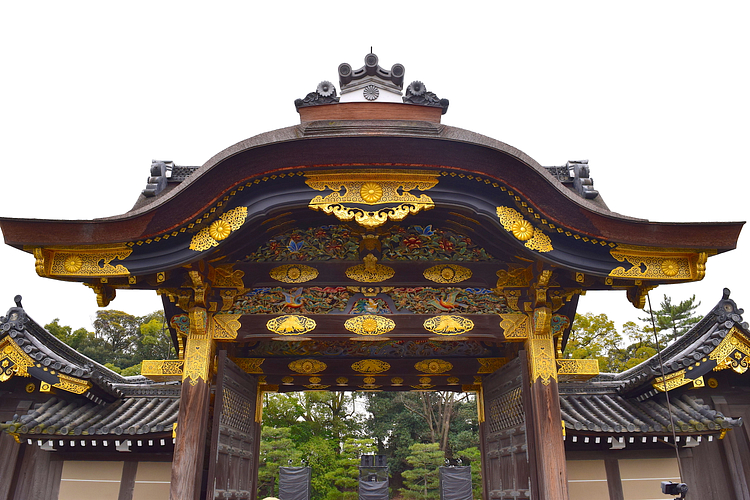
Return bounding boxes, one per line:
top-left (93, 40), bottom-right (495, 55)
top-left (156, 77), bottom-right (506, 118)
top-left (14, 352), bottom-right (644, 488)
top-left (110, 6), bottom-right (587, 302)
top-left (0, 54), bottom-right (744, 500)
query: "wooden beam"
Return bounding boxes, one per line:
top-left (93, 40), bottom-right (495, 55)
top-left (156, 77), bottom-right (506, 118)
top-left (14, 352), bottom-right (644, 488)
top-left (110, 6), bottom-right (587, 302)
top-left (118, 461), bottom-right (138, 500)
top-left (604, 459), bottom-right (624, 500)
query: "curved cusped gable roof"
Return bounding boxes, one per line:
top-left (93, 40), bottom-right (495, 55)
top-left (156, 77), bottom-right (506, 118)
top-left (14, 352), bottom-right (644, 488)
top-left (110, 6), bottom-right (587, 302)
top-left (0, 120), bottom-right (742, 292)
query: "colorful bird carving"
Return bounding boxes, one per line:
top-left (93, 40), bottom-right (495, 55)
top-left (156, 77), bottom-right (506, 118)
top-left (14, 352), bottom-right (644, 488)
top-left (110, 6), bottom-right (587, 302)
top-left (280, 287), bottom-right (304, 308)
top-left (427, 290), bottom-right (468, 312)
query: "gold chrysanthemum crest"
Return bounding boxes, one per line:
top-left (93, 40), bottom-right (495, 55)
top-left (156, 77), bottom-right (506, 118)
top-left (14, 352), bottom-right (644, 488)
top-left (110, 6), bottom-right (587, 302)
top-left (266, 315), bottom-right (316, 335)
top-left (423, 315), bottom-right (474, 335)
top-left (496, 207), bottom-right (552, 253)
top-left (415, 359), bottom-right (453, 374)
top-left (344, 315), bottom-right (395, 336)
top-left (423, 264), bottom-right (472, 284)
top-left (270, 264), bottom-right (319, 284)
top-left (190, 206), bottom-right (248, 252)
top-left (288, 359), bottom-right (327, 374)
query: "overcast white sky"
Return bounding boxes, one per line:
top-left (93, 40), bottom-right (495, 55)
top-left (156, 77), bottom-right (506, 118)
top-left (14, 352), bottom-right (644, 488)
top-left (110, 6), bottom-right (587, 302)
top-left (0, 2), bottom-right (747, 337)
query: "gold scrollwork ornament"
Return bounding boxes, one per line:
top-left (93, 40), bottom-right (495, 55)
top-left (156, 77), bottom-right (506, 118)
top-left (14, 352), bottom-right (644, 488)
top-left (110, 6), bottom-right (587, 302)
top-left (496, 207), bottom-right (553, 253)
top-left (305, 170), bottom-right (439, 229)
top-left (345, 254), bottom-right (395, 283)
top-left (190, 206), bottom-right (249, 252)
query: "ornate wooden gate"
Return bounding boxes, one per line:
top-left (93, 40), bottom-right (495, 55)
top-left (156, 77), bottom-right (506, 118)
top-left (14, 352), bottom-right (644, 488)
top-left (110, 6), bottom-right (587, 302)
top-left (480, 353), bottom-right (536, 500)
top-left (206, 350), bottom-right (260, 500)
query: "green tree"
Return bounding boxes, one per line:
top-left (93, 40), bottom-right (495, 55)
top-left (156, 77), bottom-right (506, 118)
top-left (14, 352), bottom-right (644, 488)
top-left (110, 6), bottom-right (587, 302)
top-left (564, 313), bottom-right (623, 372)
top-left (257, 427), bottom-right (301, 498)
top-left (136, 311), bottom-right (175, 362)
top-left (455, 446), bottom-right (482, 500)
top-left (321, 437), bottom-right (377, 500)
top-left (298, 436), bottom-right (339, 500)
top-left (45, 319), bottom-right (94, 350)
top-left (641, 294), bottom-right (701, 344)
top-left (400, 442), bottom-right (444, 500)
top-left (93, 310), bottom-right (141, 368)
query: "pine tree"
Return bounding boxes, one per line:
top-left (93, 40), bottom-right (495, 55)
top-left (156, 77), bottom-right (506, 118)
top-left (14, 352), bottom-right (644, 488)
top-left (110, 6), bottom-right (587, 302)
top-left (640, 294), bottom-right (701, 343)
top-left (400, 442), bottom-right (444, 500)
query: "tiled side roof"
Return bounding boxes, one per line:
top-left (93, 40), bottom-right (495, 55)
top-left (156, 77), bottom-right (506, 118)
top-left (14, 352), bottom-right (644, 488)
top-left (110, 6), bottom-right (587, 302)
top-left (2, 392), bottom-right (179, 437)
top-left (591, 289), bottom-right (749, 397)
top-left (560, 392), bottom-right (739, 435)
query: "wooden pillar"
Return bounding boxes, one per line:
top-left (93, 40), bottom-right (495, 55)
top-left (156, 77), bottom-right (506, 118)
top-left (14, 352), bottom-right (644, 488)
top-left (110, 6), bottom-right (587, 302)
top-left (712, 396), bottom-right (750, 499)
top-left (8, 443), bottom-right (62, 500)
top-left (0, 433), bottom-right (22, 500)
top-left (524, 307), bottom-right (569, 500)
top-left (170, 306), bottom-right (216, 500)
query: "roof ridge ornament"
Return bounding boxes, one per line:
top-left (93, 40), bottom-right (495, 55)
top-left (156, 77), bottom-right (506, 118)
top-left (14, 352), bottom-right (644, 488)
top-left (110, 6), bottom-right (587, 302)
top-left (294, 53), bottom-right (448, 117)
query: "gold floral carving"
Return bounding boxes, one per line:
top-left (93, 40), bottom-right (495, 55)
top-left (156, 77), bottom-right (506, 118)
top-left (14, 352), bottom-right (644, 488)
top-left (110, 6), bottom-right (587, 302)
top-left (232, 358), bottom-right (265, 374)
top-left (415, 359), bottom-right (453, 374)
top-left (189, 206), bottom-right (248, 252)
top-left (447, 377), bottom-right (460, 385)
top-left (213, 264), bottom-right (246, 288)
top-left (142, 360), bottom-right (185, 382)
top-left (0, 339), bottom-right (34, 382)
top-left (183, 336), bottom-right (214, 385)
top-left (423, 315), bottom-right (474, 335)
top-left (360, 375), bottom-right (382, 390)
top-left (270, 264), bottom-right (319, 284)
top-left (499, 314), bottom-right (531, 340)
top-left (351, 359), bottom-right (391, 374)
top-left (305, 170), bottom-right (439, 229)
top-left (35, 245), bottom-right (132, 277)
top-left (345, 254), bottom-right (395, 283)
top-left (53, 373), bottom-right (91, 394)
top-left (477, 358), bottom-right (508, 374)
top-left (412, 377), bottom-right (435, 390)
top-left (211, 314), bottom-right (242, 340)
top-left (653, 369), bottom-right (691, 392)
top-left (495, 266), bottom-right (532, 289)
top-left (556, 359), bottom-right (599, 382)
top-left (528, 336), bottom-right (557, 385)
top-left (289, 359), bottom-right (327, 374)
top-left (391, 377), bottom-right (404, 386)
top-left (266, 315), bottom-right (317, 335)
top-left (344, 315), bottom-right (395, 336)
top-left (496, 207), bottom-right (553, 253)
top-left (609, 245), bottom-right (710, 281)
top-left (423, 264), bottom-right (472, 284)
top-left (336, 377), bottom-right (349, 386)
top-left (709, 327), bottom-right (750, 374)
